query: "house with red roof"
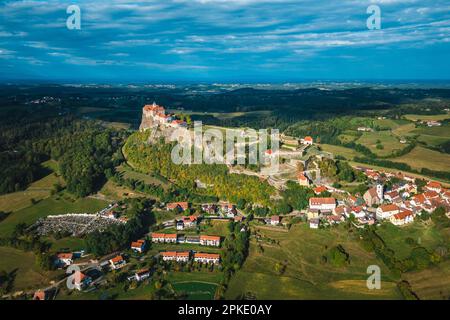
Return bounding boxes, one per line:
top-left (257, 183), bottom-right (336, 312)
top-left (270, 215), bottom-right (281, 226)
top-left (55, 253), bottom-right (73, 267)
top-left (194, 252), bottom-right (220, 264)
top-left (131, 239), bottom-right (146, 253)
top-left (309, 197), bottom-right (337, 212)
top-left (390, 210), bottom-right (414, 226)
top-left (313, 185), bottom-right (328, 195)
top-left (167, 202), bottom-right (189, 212)
top-left (161, 251), bottom-right (190, 263)
top-left (376, 204), bottom-right (400, 220)
top-left (72, 271), bottom-right (92, 291)
top-left (109, 255), bottom-right (126, 270)
top-left (199, 235), bottom-right (221, 247)
top-left (301, 136), bottom-right (313, 145)
top-left (425, 181), bottom-right (442, 193)
top-left (297, 172), bottom-right (311, 186)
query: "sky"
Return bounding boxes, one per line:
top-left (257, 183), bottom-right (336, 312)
top-left (0, 0), bottom-right (449, 82)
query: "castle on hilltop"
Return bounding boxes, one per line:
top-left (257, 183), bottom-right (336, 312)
top-left (140, 102), bottom-right (187, 131)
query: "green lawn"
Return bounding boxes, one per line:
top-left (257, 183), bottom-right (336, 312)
top-left (0, 195), bottom-right (108, 237)
top-left (404, 113), bottom-right (450, 122)
top-left (319, 144), bottom-right (363, 160)
top-left (225, 223), bottom-right (401, 300)
top-left (0, 246), bottom-right (63, 292)
top-left (375, 221), bottom-right (446, 260)
top-left (0, 160), bottom-right (64, 213)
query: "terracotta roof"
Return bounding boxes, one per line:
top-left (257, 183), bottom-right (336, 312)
top-left (379, 204), bottom-right (399, 212)
top-left (304, 136), bottom-right (313, 142)
top-left (298, 173), bottom-right (308, 181)
top-left (200, 235), bottom-right (221, 241)
top-left (314, 186), bottom-right (328, 194)
top-left (131, 241), bottom-right (145, 248)
top-left (426, 181), bottom-right (442, 189)
top-left (393, 210), bottom-right (414, 220)
top-left (57, 253), bottom-right (73, 260)
top-left (271, 215), bottom-right (280, 222)
top-left (167, 202), bottom-right (189, 210)
top-left (309, 197), bottom-right (336, 205)
top-left (110, 255), bottom-right (124, 264)
top-left (424, 191), bottom-right (439, 199)
top-left (194, 252), bottom-right (220, 259)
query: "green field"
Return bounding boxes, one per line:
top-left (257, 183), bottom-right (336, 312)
top-left (320, 144), bottom-right (363, 160)
top-left (391, 146), bottom-right (450, 172)
top-left (169, 271), bottom-right (222, 300)
top-left (412, 125), bottom-right (450, 138)
top-left (375, 222), bottom-right (446, 260)
top-left (0, 160), bottom-right (64, 213)
top-left (404, 113), bottom-right (450, 122)
top-left (403, 260), bottom-right (450, 300)
top-left (0, 246), bottom-right (63, 292)
top-left (117, 164), bottom-right (171, 189)
top-left (356, 131), bottom-right (406, 157)
top-left (225, 223), bottom-right (401, 300)
top-left (0, 195), bottom-right (108, 237)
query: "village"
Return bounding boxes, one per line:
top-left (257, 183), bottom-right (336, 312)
top-left (26, 103), bottom-right (450, 300)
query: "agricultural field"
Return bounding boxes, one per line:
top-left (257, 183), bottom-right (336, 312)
top-left (117, 164), bottom-right (171, 189)
top-left (225, 223), bottom-right (401, 300)
top-left (95, 180), bottom-right (145, 201)
top-left (411, 125), bottom-right (450, 139)
top-left (403, 260), bottom-right (450, 300)
top-left (319, 144), bottom-right (363, 160)
top-left (356, 130), bottom-right (406, 157)
top-left (0, 195), bottom-right (108, 237)
top-left (0, 246), bottom-right (62, 292)
top-left (404, 113), bottom-right (450, 122)
top-left (375, 221), bottom-right (446, 260)
top-left (391, 146), bottom-right (450, 172)
top-left (0, 160), bottom-right (64, 213)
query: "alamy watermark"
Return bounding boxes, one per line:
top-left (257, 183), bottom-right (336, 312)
top-left (169, 121), bottom-right (280, 173)
top-left (367, 5), bottom-right (381, 30)
top-left (66, 5), bottom-right (81, 30)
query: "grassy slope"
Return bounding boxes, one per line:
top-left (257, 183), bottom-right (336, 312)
top-left (0, 246), bottom-right (63, 292)
top-left (226, 223), bottom-right (401, 300)
top-left (391, 146), bottom-right (450, 172)
top-left (0, 160), bottom-right (64, 213)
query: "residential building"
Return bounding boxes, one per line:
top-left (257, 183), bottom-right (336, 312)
top-left (270, 215), bottom-right (280, 226)
top-left (135, 269), bottom-right (151, 282)
top-left (161, 251), bottom-right (190, 263)
top-left (55, 253), bottom-right (73, 267)
top-left (73, 271), bottom-right (92, 291)
top-left (131, 239), bottom-right (146, 253)
top-left (167, 202), bottom-right (189, 212)
top-left (297, 172), bottom-right (311, 186)
top-left (199, 235), bottom-right (221, 247)
top-left (109, 255), bottom-right (126, 270)
top-left (309, 197), bottom-right (337, 212)
top-left (376, 204), bottom-right (400, 220)
top-left (309, 218), bottom-right (319, 229)
top-left (390, 210), bottom-right (414, 226)
top-left (194, 252), bottom-right (220, 264)
top-left (363, 185), bottom-right (383, 206)
top-left (425, 181), bottom-right (442, 193)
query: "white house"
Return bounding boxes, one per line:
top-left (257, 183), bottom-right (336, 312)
top-left (135, 269), bottom-right (151, 282)
top-left (309, 197), bottom-right (337, 212)
top-left (130, 239), bottom-right (146, 253)
top-left (193, 253), bottom-right (220, 264)
top-left (109, 255), bottom-right (127, 270)
top-left (390, 210), bottom-right (414, 226)
top-left (376, 204), bottom-right (400, 220)
top-left (199, 235), bottom-right (221, 247)
top-left (161, 251), bottom-right (190, 263)
top-left (55, 253), bottom-right (73, 267)
top-left (73, 271), bottom-right (92, 291)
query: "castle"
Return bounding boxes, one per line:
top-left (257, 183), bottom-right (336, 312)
top-left (140, 102), bottom-right (187, 131)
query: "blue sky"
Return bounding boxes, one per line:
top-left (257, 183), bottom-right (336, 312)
top-left (0, 0), bottom-right (449, 82)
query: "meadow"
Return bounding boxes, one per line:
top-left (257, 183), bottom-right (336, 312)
top-left (391, 146), bottom-right (450, 172)
top-left (225, 223), bottom-right (401, 300)
top-left (0, 246), bottom-right (63, 292)
top-left (356, 130), bottom-right (406, 157)
top-left (0, 160), bottom-right (64, 213)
